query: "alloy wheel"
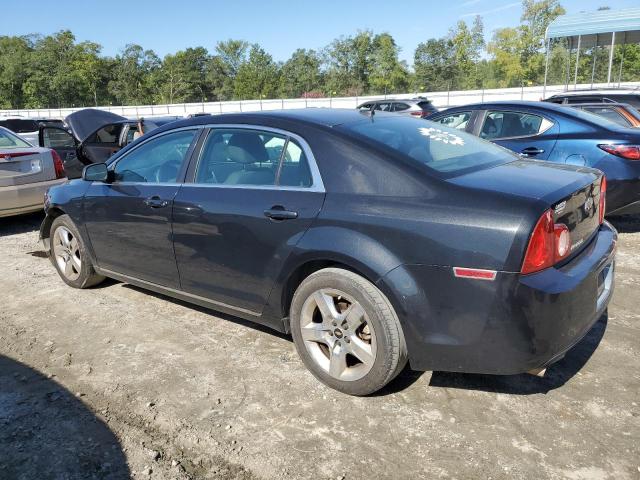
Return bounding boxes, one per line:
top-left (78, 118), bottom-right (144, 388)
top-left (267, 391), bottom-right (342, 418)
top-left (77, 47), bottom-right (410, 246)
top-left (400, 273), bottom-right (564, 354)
top-left (53, 226), bottom-right (82, 281)
top-left (299, 288), bottom-right (377, 382)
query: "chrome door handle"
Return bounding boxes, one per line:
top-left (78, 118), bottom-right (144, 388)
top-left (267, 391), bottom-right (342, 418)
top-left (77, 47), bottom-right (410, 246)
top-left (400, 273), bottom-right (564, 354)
top-left (264, 206), bottom-right (298, 220)
top-left (144, 196), bottom-right (169, 208)
top-left (520, 147), bottom-right (545, 157)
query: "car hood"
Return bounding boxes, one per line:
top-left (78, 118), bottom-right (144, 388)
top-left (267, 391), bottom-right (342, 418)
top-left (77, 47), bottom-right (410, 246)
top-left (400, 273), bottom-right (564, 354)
top-left (64, 109), bottom-right (127, 144)
top-left (448, 159), bottom-right (600, 204)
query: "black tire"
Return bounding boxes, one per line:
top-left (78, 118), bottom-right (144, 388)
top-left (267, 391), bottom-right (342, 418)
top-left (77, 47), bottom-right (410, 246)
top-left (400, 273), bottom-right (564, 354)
top-left (49, 214), bottom-right (105, 289)
top-left (290, 268), bottom-right (408, 396)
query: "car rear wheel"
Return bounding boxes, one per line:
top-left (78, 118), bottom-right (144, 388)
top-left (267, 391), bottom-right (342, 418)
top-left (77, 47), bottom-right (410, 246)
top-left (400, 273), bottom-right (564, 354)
top-left (290, 268), bottom-right (407, 395)
top-left (50, 215), bottom-right (105, 289)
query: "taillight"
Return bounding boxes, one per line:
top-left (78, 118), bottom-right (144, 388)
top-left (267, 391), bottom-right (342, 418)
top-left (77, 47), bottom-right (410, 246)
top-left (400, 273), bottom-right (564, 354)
top-left (521, 209), bottom-right (571, 275)
top-left (410, 111), bottom-right (426, 117)
top-left (51, 150), bottom-right (65, 179)
top-left (598, 144), bottom-right (640, 160)
top-left (599, 176), bottom-right (607, 224)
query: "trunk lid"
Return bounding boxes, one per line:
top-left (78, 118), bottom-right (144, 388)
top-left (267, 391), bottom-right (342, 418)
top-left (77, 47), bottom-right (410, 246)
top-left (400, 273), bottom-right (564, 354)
top-left (64, 108), bottom-right (127, 144)
top-left (0, 148), bottom-right (55, 187)
top-left (449, 159), bottom-right (603, 258)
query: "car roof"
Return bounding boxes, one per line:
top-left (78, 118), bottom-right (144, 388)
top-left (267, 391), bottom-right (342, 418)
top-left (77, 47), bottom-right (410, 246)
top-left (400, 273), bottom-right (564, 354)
top-left (154, 108), bottom-right (397, 130)
top-left (549, 89), bottom-right (640, 97)
top-left (438, 100), bottom-right (574, 112)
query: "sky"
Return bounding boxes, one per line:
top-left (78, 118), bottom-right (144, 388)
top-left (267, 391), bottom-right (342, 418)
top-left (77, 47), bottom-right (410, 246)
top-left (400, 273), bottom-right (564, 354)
top-left (1, 0), bottom-right (638, 65)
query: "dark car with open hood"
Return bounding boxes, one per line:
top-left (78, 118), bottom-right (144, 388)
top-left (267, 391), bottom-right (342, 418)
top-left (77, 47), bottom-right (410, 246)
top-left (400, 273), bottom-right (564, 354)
top-left (39, 109), bottom-right (616, 395)
top-left (38, 109), bottom-right (179, 179)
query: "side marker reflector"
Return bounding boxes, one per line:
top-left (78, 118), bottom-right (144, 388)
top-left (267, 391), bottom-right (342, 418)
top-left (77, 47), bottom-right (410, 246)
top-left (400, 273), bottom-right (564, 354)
top-left (453, 267), bottom-right (497, 281)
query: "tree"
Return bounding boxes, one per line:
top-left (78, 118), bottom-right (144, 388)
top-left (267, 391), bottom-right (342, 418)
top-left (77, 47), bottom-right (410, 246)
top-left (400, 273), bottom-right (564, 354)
top-left (108, 44), bottom-right (160, 105)
top-left (324, 31), bottom-right (375, 95)
top-left (234, 44), bottom-right (280, 100)
top-left (207, 39), bottom-right (249, 100)
top-left (369, 33), bottom-right (409, 95)
top-left (414, 38), bottom-right (457, 91)
top-left (0, 36), bottom-right (32, 108)
top-left (158, 47), bottom-right (211, 103)
top-left (279, 49), bottom-right (322, 98)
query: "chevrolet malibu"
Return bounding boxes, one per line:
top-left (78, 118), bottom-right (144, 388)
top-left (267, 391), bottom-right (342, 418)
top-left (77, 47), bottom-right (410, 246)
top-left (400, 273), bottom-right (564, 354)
top-left (40, 109), bottom-right (616, 395)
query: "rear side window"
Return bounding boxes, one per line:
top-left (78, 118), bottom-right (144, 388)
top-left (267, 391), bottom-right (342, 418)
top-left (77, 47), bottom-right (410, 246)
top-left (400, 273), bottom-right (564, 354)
top-left (0, 128), bottom-right (32, 149)
top-left (432, 111), bottom-right (473, 130)
top-left (581, 107), bottom-right (631, 127)
top-left (374, 102), bottom-right (392, 112)
top-left (393, 103), bottom-right (410, 112)
top-left (480, 111), bottom-right (553, 140)
top-left (0, 119), bottom-right (38, 133)
top-left (339, 116), bottom-right (515, 176)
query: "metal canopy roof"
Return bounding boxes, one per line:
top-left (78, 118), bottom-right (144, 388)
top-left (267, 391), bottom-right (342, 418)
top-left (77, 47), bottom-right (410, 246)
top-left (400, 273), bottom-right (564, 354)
top-left (546, 7), bottom-right (640, 46)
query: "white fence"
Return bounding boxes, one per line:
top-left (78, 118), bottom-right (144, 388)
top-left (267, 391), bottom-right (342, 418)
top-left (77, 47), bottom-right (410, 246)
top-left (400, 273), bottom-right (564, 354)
top-left (2, 82), bottom-right (639, 120)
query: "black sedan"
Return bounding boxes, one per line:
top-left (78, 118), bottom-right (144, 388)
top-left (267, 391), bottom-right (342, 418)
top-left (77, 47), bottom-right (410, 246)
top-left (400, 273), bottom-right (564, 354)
top-left (428, 101), bottom-right (640, 216)
top-left (40, 109), bottom-right (616, 395)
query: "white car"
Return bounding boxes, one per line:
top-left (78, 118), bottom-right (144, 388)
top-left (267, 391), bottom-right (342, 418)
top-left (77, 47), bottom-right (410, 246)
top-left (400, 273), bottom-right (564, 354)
top-left (0, 126), bottom-right (67, 218)
top-left (0, 117), bottom-right (40, 145)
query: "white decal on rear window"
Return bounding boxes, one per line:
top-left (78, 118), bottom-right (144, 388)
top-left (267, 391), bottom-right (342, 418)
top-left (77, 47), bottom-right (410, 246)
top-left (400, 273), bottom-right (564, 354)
top-left (418, 127), bottom-right (464, 146)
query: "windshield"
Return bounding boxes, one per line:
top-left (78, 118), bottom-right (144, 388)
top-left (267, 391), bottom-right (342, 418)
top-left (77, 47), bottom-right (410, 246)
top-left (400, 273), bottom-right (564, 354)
top-left (338, 116), bottom-right (516, 176)
top-left (0, 128), bottom-right (33, 149)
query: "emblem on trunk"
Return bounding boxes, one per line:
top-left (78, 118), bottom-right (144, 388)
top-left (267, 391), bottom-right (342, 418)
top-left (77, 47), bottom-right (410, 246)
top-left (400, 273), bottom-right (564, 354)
top-left (554, 201), bottom-right (566, 215)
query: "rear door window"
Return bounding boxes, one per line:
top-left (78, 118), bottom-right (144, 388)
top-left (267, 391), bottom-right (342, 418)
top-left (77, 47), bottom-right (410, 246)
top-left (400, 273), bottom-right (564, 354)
top-left (480, 111), bottom-right (553, 140)
top-left (374, 102), bottom-right (392, 112)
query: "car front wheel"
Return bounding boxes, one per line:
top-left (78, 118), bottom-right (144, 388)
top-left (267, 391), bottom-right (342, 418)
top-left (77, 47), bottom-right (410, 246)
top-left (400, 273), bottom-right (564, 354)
top-left (50, 214), bottom-right (105, 289)
top-left (290, 268), bottom-right (407, 395)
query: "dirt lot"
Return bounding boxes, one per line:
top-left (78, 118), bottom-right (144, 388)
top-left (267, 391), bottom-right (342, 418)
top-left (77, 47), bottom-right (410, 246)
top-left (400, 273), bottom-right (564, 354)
top-left (0, 212), bottom-right (639, 480)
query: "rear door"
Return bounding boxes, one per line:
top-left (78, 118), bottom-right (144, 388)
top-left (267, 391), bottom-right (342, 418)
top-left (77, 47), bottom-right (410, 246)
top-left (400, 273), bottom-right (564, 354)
top-left (477, 109), bottom-right (558, 160)
top-left (83, 128), bottom-right (199, 288)
top-left (172, 126), bottom-right (325, 316)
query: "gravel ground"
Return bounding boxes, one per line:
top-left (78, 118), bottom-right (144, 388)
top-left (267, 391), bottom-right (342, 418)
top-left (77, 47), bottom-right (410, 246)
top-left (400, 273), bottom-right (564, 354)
top-left (0, 212), bottom-right (639, 480)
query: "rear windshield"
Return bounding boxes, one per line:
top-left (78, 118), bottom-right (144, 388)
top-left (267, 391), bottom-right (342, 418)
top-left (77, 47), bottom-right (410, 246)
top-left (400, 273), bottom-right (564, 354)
top-left (338, 116), bottom-right (516, 176)
top-left (0, 128), bottom-right (32, 149)
top-left (0, 119), bottom-right (39, 133)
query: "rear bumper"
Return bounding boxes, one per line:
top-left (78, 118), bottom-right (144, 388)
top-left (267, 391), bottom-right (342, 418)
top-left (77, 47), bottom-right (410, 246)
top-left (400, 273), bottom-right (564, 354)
top-left (0, 178), bottom-right (67, 218)
top-left (379, 221), bottom-right (617, 374)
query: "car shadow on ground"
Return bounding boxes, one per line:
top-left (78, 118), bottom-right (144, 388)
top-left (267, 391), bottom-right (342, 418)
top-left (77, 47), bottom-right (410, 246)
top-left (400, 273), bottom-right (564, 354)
top-left (608, 214), bottom-right (640, 233)
top-left (0, 355), bottom-right (130, 479)
top-left (0, 211), bottom-right (43, 237)
top-left (427, 314), bottom-right (608, 395)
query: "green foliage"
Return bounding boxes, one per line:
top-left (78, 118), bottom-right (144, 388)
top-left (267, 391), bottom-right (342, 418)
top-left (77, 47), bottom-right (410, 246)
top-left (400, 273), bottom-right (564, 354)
top-left (0, 1), bottom-right (638, 110)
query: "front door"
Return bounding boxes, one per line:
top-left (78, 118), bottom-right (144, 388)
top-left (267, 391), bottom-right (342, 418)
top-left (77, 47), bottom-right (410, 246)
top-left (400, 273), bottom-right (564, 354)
top-left (39, 126), bottom-right (84, 178)
top-left (172, 127), bottom-right (325, 316)
top-left (83, 129), bottom-right (198, 288)
top-left (478, 110), bottom-right (558, 160)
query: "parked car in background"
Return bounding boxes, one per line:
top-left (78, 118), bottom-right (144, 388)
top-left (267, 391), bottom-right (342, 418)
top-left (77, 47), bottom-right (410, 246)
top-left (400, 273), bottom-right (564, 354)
top-left (544, 88), bottom-right (640, 109)
top-left (567, 103), bottom-right (640, 128)
top-left (0, 117), bottom-right (40, 145)
top-left (0, 126), bottom-right (66, 217)
top-left (357, 97), bottom-right (437, 118)
top-left (428, 101), bottom-right (640, 215)
top-left (40, 109), bottom-right (615, 395)
top-left (39, 109), bottom-right (162, 179)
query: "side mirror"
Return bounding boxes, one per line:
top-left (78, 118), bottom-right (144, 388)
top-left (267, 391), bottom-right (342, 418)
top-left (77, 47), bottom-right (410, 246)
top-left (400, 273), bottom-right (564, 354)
top-left (82, 163), bottom-right (108, 182)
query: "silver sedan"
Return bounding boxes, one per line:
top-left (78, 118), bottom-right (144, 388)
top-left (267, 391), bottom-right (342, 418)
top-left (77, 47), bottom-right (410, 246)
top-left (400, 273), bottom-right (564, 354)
top-left (0, 126), bottom-right (67, 218)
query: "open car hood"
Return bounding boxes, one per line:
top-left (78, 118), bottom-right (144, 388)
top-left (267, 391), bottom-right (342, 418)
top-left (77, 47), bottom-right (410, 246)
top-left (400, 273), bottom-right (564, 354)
top-left (64, 109), bottom-right (128, 144)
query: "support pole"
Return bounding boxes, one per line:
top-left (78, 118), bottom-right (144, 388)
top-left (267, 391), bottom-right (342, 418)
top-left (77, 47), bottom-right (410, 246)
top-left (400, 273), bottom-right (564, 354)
top-left (607, 32), bottom-right (616, 85)
top-left (591, 34), bottom-right (599, 88)
top-left (574, 35), bottom-right (581, 89)
top-left (565, 37), bottom-right (571, 91)
top-left (543, 38), bottom-right (551, 99)
top-left (618, 32), bottom-right (627, 86)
